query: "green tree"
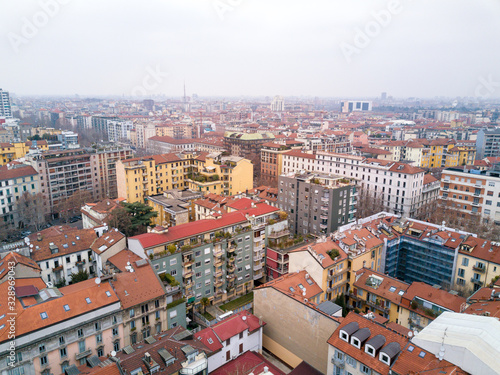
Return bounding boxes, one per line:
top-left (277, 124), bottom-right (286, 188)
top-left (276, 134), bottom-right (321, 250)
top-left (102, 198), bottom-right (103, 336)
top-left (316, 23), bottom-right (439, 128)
top-left (108, 206), bottom-right (134, 236)
top-left (122, 202), bottom-right (158, 235)
top-left (200, 297), bottom-right (210, 314)
top-left (334, 293), bottom-right (348, 317)
top-left (70, 270), bottom-right (89, 284)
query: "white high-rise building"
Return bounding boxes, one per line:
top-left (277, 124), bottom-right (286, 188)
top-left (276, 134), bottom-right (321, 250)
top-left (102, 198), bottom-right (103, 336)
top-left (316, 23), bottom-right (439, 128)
top-left (271, 95), bottom-right (285, 112)
top-left (0, 88), bottom-right (12, 118)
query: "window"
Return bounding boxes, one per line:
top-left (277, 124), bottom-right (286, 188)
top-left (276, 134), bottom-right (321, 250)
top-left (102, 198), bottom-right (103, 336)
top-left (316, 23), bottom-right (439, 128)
top-left (78, 340), bottom-right (85, 353)
top-left (63, 304), bottom-right (70, 311)
top-left (96, 333), bottom-right (102, 344)
top-left (170, 310), bottom-right (177, 319)
top-left (114, 341), bottom-right (120, 352)
top-left (130, 320), bottom-right (136, 329)
top-left (95, 322), bottom-right (101, 331)
top-left (360, 364), bottom-right (370, 374)
top-left (60, 348), bottom-right (67, 358)
top-left (40, 312), bottom-right (48, 320)
top-left (226, 338), bottom-right (231, 345)
top-left (462, 258), bottom-right (469, 266)
top-left (77, 329), bottom-right (83, 338)
top-left (380, 353), bottom-right (390, 365)
top-left (59, 336), bottom-right (65, 345)
top-left (40, 355), bottom-right (48, 366)
top-left (142, 304), bottom-right (149, 314)
top-left (85, 297), bottom-right (91, 304)
top-left (170, 258), bottom-right (177, 266)
top-left (239, 332), bottom-right (244, 339)
top-left (112, 328), bottom-right (118, 336)
top-left (346, 355), bottom-right (357, 368)
top-left (226, 351), bottom-right (231, 361)
top-left (458, 268), bottom-right (465, 277)
top-left (129, 309), bottom-right (135, 318)
top-left (239, 343), bottom-right (243, 354)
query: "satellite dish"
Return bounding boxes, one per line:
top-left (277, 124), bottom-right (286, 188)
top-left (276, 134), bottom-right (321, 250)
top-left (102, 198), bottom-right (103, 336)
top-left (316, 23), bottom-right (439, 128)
top-left (408, 331), bottom-right (413, 338)
top-left (30, 244), bottom-right (33, 248)
top-left (242, 316), bottom-right (247, 321)
top-left (111, 351), bottom-right (116, 357)
top-left (413, 330), bottom-right (418, 336)
top-left (95, 278), bottom-right (101, 285)
top-left (302, 291), bottom-right (306, 297)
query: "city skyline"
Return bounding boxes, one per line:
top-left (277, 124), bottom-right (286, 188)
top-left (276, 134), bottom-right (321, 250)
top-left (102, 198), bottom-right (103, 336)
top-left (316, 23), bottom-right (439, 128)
top-left (1, 0), bottom-right (499, 98)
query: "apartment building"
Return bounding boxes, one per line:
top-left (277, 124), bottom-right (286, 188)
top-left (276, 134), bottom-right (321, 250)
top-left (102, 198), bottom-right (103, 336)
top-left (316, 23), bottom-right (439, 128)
top-left (454, 235), bottom-right (500, 292)
top-left (0, 277), bottom-right (123, 375)
top-left (114, 325), bottom-right (210, 375)
top-left (0, 88), bottom-right (12, 118)
top-left (326, 312), bottom-right (462, 375)
top-left (187, 154), bottom-right (253, 196)
top-left (30, 227), bottom-right (126, 286)
top-left (148, 189), bottom-right (202, 227)
top-left (350, 268), bottom-right (409, 323)
top-left (476, 128), bottom-right (500, 159)
top-left (398, 282), bottom-right (466, 332)
top-left (0, 140), bottom-right (49, 166)
top-left (254, 270), bottom-right (340, 373)
top-left (134, 121), bottom-right (157, 148)
top-left (106, 253), bottom-right (172, 347)
top-left (288, 239), bottom-right (349, 302)
top-left (278, 172), bottom-right (357, 236)
top-left (90, 146), bottom-right (133, 200)
top-left (340, 100), bottom-right (372, 112)
top-left (223, 132), bottom-right (275, 174)
top-left (81, 198), bottom-right (125, 229)
top-left (197, 310), bottom-right (265, 373)
top-left (129, 211), bottom-right (258, 309)
top-left (0, 162), bottom-right (39, 228)
top-left (155, 123), bottom-right (195, 139)
top-left (440, 166), bottom-right (500, 223)
top-left (117, 151), bottom-right (253, 203)
top-left (260, 142), bottom-right (291, 186)
top-left (26, 149), bottom-right (94, 218)
top-left (282, 151), bottom-right (430, 218)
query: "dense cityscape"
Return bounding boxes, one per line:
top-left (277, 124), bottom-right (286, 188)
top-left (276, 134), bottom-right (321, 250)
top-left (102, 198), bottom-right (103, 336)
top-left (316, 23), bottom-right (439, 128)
top-left (2, 1), bottom-right (500, 374)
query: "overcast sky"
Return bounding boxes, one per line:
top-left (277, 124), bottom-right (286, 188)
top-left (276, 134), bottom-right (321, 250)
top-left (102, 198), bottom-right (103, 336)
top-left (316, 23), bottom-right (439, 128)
top-left (1, 0), bottom-right (499, 98)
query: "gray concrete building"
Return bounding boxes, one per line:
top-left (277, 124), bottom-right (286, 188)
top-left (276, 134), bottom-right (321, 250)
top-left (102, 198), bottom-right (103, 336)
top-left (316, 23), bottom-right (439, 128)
top-left (278, 172), bottom-right (357, 236)
top-left (476, 128), bottom-right (500, 159)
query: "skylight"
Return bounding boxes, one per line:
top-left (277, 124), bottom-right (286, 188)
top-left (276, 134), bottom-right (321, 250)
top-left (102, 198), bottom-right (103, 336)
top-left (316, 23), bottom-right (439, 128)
top-left (40, 312), bottom-right (48, 319)
top-left (389, 286), bottom-right (396, 292)
top-left (407, 345), bottom-right (414, 352)
top-left (76, 236), bottom-right (80, 240)
top-left (0, 324), bottom-right (4, 330)
top-left (63, 304), bottom-right (70, 311)
top-left (398, 290), bottom-right (405, 296)
top-left (289, 287), bottom-right (295, 293)
top-left (105, 291), bottom-right (112, 297)
top-left (298, 284), bottom-right (304, 290)
top-left (418, 351), bottom-right (426, 358)
top-left (62, 243), bottom-right (68, 248)
top-left (85, 297), bottom-right (91, 304)
top-left (207, 338), bottom-right (213, 344)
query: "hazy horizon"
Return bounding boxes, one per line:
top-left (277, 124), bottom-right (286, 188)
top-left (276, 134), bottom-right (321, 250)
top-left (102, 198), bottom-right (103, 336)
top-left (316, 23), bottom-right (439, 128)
top-left (2, 0), bottom-right (500, 98)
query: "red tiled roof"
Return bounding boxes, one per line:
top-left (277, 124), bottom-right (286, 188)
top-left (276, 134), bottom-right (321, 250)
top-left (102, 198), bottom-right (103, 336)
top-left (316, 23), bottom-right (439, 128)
top-left (0, 252), bottom-right (40, 280)
top-left (130, 211), bottom-right (249, 249)
top-left (111, 259), bottom-right (165, 309)
top-left (0, 164), bottom-right (38, 181)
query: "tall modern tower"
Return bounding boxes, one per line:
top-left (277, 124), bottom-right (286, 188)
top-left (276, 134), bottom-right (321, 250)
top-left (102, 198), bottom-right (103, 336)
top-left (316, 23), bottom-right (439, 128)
top-left (270, 95), bottom-right (285, 112)
top-left (0, 89), bottom-right (12, 118)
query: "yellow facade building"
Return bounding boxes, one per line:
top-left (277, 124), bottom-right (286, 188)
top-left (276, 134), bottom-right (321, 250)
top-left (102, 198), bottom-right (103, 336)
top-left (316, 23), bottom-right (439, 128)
top-left (454, 236), bottom-right (500, 293)
top-left (117, 151), bottom-right (253, 203)
top-left (350, 268), bottom-right (409, 323)
top-left (0, 140), bottom-right (49, 165)
top-left (288, 239), bottom-right (350, 302)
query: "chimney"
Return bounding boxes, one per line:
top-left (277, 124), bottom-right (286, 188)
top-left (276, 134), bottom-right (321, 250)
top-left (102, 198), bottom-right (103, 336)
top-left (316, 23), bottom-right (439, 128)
top-left (37, 233), bottom-right (42, 241)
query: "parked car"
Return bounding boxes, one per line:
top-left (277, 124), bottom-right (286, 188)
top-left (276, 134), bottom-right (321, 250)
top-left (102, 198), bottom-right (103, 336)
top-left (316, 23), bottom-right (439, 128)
top-left (69, 216), bottom-right (80, 223)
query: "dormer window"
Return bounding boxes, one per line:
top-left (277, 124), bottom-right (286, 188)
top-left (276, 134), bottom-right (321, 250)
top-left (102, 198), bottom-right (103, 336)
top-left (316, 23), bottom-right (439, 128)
top-left (379, 353), bottom-right (390, 365)
top-left (340, 331), bottom-right (348, 342)
top-left (351, 337), bottom-right (361, 348)
top-left (365, 345), bottom-right (375, 356)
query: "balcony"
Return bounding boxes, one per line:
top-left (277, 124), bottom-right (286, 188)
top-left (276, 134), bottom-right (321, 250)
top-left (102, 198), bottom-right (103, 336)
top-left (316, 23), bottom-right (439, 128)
top-left (320, 214), bottom-right (328, 220)
top-left (254, 235), bottom-right (263, 242)
top-left (320, 224), bottom-right (328, 229)
top-left (253, 271), bottom-right (264, 280)
top-left (215, 279), bottom-right (224, 287)
top-left (471, 277), bottom-right (483, 286)
top-left (267, 229), bottom-right (290, 239)
top-left (331, 357), bottom-right (345, 368)
top-left (321, 197), bottom-right (330, 202)
top-left (75, 348), bottom-right (92, 360)
top-left (227, 247), bottom-right (236, 254)
top-left (214, 259), bottom-right (223, 268)
top-left (473, 265), bottom-right (486, 273)
top-left (182, 270), bottom-right (193, 279)
top-left (183, 259), bottom-right (193, 268)
top-left (320, 205), bottom-right (328, 211)
top-left (366, 299), bottom-right (390, 314)
top-left (253, 263), bottom-right (263, 271)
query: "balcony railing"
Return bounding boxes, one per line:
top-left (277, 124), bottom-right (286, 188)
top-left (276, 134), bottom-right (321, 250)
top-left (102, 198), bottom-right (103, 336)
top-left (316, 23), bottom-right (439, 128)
top-left (267, 229), bottom-right (290, 239)
top-left (75, 348), bottom-right (92, 360)
top-left (471, 277), bottom-right (483, 285)
top-left (473, 265), bottom-right (486, 273)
